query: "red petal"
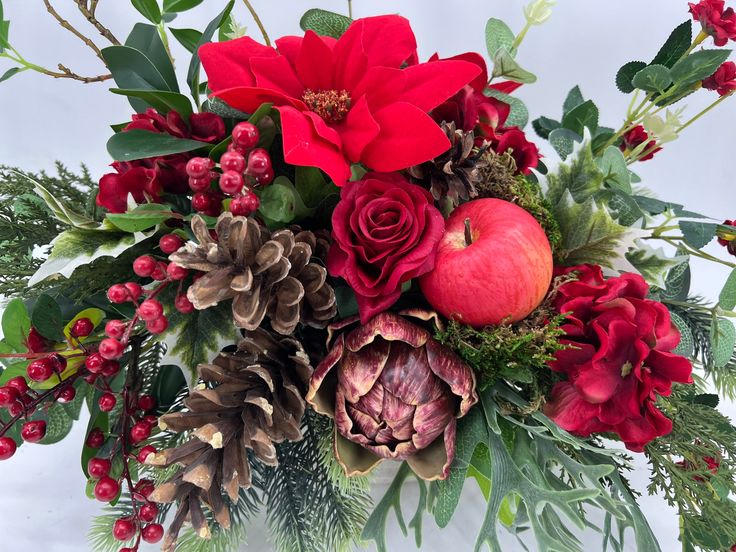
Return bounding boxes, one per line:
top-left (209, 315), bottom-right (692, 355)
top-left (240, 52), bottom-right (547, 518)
top-left (336, 96), bottom-right (380, 162)
top-left (400, 60), bottom-right (482, 112)
top-left (214, 86), bottom-right (305, 114)
top-left (251, 55), bottom-right (304, 98)
top-left (361, 103), bottom-right (451, 171)
top-left (303, 111), bottom-right (341, 148)
top-left (490, 81), bottom-right (523, 94)
top-left (441, 52), bottom-right (488, 91)
top-left (278, 106), bottom-right (351, 186)
top-left (349, 66), bottom-right (407, 111)
top-left (296, 31), bottom-right (334, 90)
top-left (199, 36), bottom-right (277, 92)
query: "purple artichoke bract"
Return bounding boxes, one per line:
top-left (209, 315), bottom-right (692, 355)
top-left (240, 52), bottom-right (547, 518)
top-left (306, 309), bottom-right (477, 480)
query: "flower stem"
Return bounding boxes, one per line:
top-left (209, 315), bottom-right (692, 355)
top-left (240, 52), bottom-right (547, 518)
top-left (242, 0), bottom-right (271, 47)
top-left (464, 218), bottom-right (473, 246)
top-left (347, 0), bottom-right (353, 18)
top-left (677, 91), bottom-right (734, 134)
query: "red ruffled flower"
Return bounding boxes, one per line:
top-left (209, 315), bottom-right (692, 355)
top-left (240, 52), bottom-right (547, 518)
top-left (490, 128), bottom-right (540, 175)
top-left (620, 125), bottom-right (661, 161)
top-left (199, 15), bottom-right (481, 186)
top-left (97, 109), bottom-right (225, 213)
top-left (703, 61), bottom-right (736, 95)
top-left (689, 0), bottom-right (736, 46)
top-left (544, 264), bottom-right (693, 452)
top-left (327, 172), bottom-right (445, 322)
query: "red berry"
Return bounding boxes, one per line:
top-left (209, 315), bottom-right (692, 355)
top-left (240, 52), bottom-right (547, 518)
top-left (101, 360), bottom-right (121, 378)
top-left (21, 420), bottom-right (46, 443)
top-left (219, 170), bottom-right (244, 195)
top-left (27, 358), bottom-right (53, 382)
top-left (229, 195), bottom-right (254, 216)
top-left (130, 421), bottom-right (152, 444)
top-left (185, 157), bottom-right (213, 179)
top-left (7, 401), bottom-right (23, 417)
top-left (189, 175), bottom-right (212, 192)
top-left (56, 387), bottom-right (76, 403)
top-left (243, 191), bottom-right (260, 212)
top-left (98, 393), bottom-right (117, 412)
top-left (146, 316), bottom-right (168, 335)
top-left (137, 445), bottom-right (157, 464)
top-left (87, 457), bottom-right (112, 479)
top-left (191, 191), bottom-right (212, 212)
top-left (6, 376), bottom-right (29, 394)
top-left (166, 263), bottom-right (188, 281)
top-left (174, 293), bottom-right (195, 314)
top-left (132, 255), bottom-right (156, 278)
top-left (49, 353), bottom-right (67, 374)
top-left (141, 523), bottom-right (164, 544)
top-left (142, 415), bottom-right (158, 426)
top-left (99, 338), bottom-right (124, 360)
top-left (220, 150), bottom-right (246, 172)
top-left (85, 353), bottom-right (105, 374)
top-left (151, 261), bottom-right (168, 281)
top-left (107, 284), bottom-right (130, 304)
top-left (135, 479), bottom-right (155, 499)
top-left (112, 517), bottom-right (137, 541)
top-left (0, 386), bottom-right (20, 407)
top-left (232, 122), bottom-right (260, 149)
top-left (105, 320), bottom-right (127, 339)
top-left (137, 394), bottom-right (156, 412)
top-left (86, 428), bottom-right (105, 448)
top-left (124, 282), bottom-right (144, 301)
top-left (137, 299), bottom-right (163, 322)
top-left (0, 437), bottom-right (17, 460)
top-left (247, 147), bottom-right (271, 171)
top-left (159, 234), bottom-right (183, 254)
top-left (138, 501), bottom-right (158, 522)
top-left (71, 317), bottom-right (94, 337)
top-left (94, 476), bottom-right (121, 502)
top-left (26, 327), bottom-right (48, 352)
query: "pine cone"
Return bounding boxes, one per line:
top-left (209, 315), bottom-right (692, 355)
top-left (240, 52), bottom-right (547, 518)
top-left (148, 328), bottom-right (313, 550)
top-left (170, 212), bottom-right (337, 335)
top-left (407, 121), bottom-right (487, 205)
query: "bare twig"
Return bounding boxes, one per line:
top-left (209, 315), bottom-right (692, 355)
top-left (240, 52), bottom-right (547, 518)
top-left (56, 64), bottom-right (111, 83)
top-left (242, 0), bottom-right (271, 46)
top-left (43, 0), bottom-right (105, 61)
top-left (74, 0), bottom-right (120, 45)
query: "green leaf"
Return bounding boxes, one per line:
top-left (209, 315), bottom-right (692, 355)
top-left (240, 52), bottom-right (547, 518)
top-left (651, 20), bottom-right (693, 68)
top-left (257, 176), bottom-right (315, 224)
top-left (548, 128), bottom-right (579, 160)
top-left (492, 48), bottom-right (537, 83)
top-left (632, 195), bottom-right (707, 218)
top-left (299, 8), bottom-right (352, 39)
top-left (596, 146), bottom-right (631, 193)
top-left (28, 228), bottom-right (156, 286)
top-left (36, 403), bottom-right (74, 445)
top-left (631, 64), bottom-right (673, 92)
top-left (562, 85), bottom-right (585, 115)
top-left (605, 189), bottom-right (645, 226)
top-left (131, 0), bottom-right (161, 23)
top-left (545, 140), bottom-right (604, 205)
top-left (0, 66), bottom-right (23, 83)
top-left (152, 364), bottom-right (186, 411)
top-left (663, 256), bottom-right (691, 301)
top-left (361, 463), bottom-right (414, 552)
top-left (31, 294), bottom-right (64, 342)
top-left (711, 318), bottom-right (736, 368)
top-left (1, 298), bottom-right (31, 352)
top-left (169, 27), bottom-right (202, 53)
top-left (25, 175), bottom-right (99, 230)
top-left (110, 88), bottom-right (192, 119)
top-left (532, 116), bottom-right (561, 140)
top-left (159, 300), bottom-right (238, 380)
top-left (485, 18), bottom-right (515, 58)
top-left (720, 268), bottom-right (736, 310)
top-left (106, 204), bottom-right (174, 232)
top-left (0, 19), bottom-right (9, 52)
top-left (561, 99), bottom-right (599, 136)
top-left (616, 60), bottom-right (647, 93)
top-left (81, 411), bottom-right (109, 477)
top-left (186, 1), bottom-right (234, 104)
top-left (484, 88), bottom-right (528, 128)
top-left (163, 0), bottom-right (205, 13)
top-left (679, 220), bottom-right (718, 249)
top-left (63, 308), bottom-right (105, 342)
top-left (671, 49), bottom-right (732, 87)
top-left (107, 129), bottom-right (211, 161)
top-left (125, 23), bottom-right (178, 93)
top-left (294, 166), bottom-right (338, 208)
top-left (101, 45), bottom-right (172, 112)
top-left (694, 393), bottom-right (720, 408)
top-left (670, 311), bottom-right (695, 357)
top-left (625, 240), bottom-right (688, 289)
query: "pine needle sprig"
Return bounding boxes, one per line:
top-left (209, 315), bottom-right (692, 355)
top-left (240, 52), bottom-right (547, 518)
top-left (87, 498), bottom-right (137, 552)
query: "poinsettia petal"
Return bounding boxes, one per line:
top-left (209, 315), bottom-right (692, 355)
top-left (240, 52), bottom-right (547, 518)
top-left (251, 55), bottom-right (304, 98)
top-left (214, 86), bottom-right (305, 113)
top-left (336, 96), bottom-right (380, 162)
top-left (200, 36), bottom-right (277, 92)
top-left (303, 111), bottom-right (342, 148)
top-left (400, 60), bottom-right (482, 112)
top-left (278, 105), bottom-right (351, 187)
top-left (439, 52), bottom-right (488, 91)
top-left (361, 103), bottom-right (451, 171)
top-left (349, 66), bottom-right (407, 111)
top-left (296, 30), bottom-right (335, 90)
top-left (274, 35), bottom-right (303, 66)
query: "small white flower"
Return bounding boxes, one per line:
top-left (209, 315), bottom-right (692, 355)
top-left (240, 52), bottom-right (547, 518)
top-left (524, 0), bottom-right (556, 26)
top-left (643, 108), bottom-right (685, 143)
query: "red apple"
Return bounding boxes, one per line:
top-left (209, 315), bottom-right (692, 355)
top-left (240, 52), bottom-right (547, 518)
top-left (419, 198), bottom-right (553, 327)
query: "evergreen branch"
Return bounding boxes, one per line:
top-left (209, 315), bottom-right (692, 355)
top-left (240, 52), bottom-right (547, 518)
top-left (88, 498), bottom-right (137, 552)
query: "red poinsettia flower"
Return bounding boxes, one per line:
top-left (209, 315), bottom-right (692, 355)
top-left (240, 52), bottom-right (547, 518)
top-left (703, 61), bottom-right (736, 95)
top-left (690, 0), bottom-right (736, 46)
top-left (199, 15), bottom-right (481, 186)
top-left (544, 264), bottom-right (693, 452)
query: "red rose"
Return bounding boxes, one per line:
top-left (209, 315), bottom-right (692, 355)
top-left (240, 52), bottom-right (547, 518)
top-left (544, 264), bottom-right (693, 452)
top-left (620, 125), bottom-right (661, 161)
top-left (690, 0), bottom-right (736, 46)
top-left (96, 109), bottom-right (225, 213)
top-left (490, 128), bottom-right (540, 175)
top-left (703, 61), bottom-right (736, 95)
top-left (327, 172), bottom-right (445, 322)
top-left (199, 16), bottom-right (481, 186)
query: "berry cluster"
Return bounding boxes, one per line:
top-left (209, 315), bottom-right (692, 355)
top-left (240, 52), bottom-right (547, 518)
top-left (719, 220), bottom-right (736, 256)
top-left (186, 121), bottom-right (273, 217)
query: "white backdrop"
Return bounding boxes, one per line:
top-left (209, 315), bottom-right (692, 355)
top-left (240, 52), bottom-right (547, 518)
top-left (1, 0), bottom-right (735, 550)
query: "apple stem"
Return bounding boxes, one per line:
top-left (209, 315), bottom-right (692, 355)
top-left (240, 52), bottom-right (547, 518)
top-left (464, 218), bottom-right (473, 246)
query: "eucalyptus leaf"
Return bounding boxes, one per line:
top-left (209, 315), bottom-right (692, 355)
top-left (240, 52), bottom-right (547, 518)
top-left (719, 268), bottom-right (736, 310)
top-left (561, 99), bottom-right (599, 136)
top-left (679, 220), bottom-right (718, 249)
top-left (299, 8), bottom-right (352, 38)
top-left (485, 18), bottom-right (515, 58)
top-left (257, 176), bottom-right (314, 223)
top-left (485, 88), bottom-right (529, 128)
top-left (532, 116), bottom-right (561, 140)
top-left (711, 318), bottom-right (736, 368)
top-left (492, 48), bottom-right (537, 83)
top-left (596, 146), bottom-right (631, 193)
top-left (548, 128), bottom-right (580, 160)
top-left (562, 85), bottom-right (585, 115)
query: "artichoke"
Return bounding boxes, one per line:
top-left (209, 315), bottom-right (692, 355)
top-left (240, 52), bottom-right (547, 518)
top-left (306, 309), bottom-right (477, 480)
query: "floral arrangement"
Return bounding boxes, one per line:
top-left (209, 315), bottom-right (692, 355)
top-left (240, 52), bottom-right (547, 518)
top-left (2, 1), bottom-right (736, 551)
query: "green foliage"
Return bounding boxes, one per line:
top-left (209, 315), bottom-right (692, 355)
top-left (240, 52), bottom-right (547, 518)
top-left (88, 498), bottom-right (138, 552)
top-left (631, 64), bottom-right (673, 93)
top-left (626, 241), bottom-right (688, 289)
top-left (106, 203), bottom-right (177, 233)
top-left (163, 0), bottom-right (205, 14)
top-left (107, 129), bottom-right (211, 162)
top-left (647, 386), bottom-right (736, 551)
top-left (719, 268), bottom-right (736, 310)
top-left (299, 9), bottom-right (352, 39)
top-left (31, 293), bottom-right (64, 341)
top-left (491, 48), bottom-right (537, 83)
top-left (131, 0), bottom-right (162, 24)
top-left (315, 416), bottom-right (370, 496)
top-left (561, 99), bottom-right (599, 136)
top-left (679, 220), bottom-right (718, 249)
top-left (651, 20), bottom-right (693, 68)
top-left (170, 27), bottom-right (202, 53)
top-left (616, 60), bottom-right (648, 93)
top-left (110, 88), bottom-right (193, 118)
top-left (670, 49), bottom-right (732, 88)
top-left (485, 18), bottom-right (515, 58)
